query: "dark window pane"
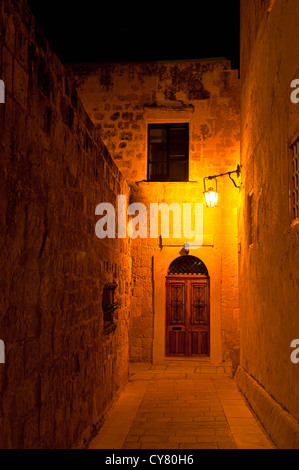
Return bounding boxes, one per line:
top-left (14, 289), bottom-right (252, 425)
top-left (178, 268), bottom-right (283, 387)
top-left (149, 162), bottom-right (167, 181)
top-left (169, 161), bottom-right (187, 181)
top-left (169, 143), bottom-right (187, 158)
top-left (148, 123), bottom-right (189, 182)
top-left (169, 127), bottom-right (188, 144)
top-left (149, 127), bottom-right (167, 143)
top-left (149, 143), bottom-right (167, 163)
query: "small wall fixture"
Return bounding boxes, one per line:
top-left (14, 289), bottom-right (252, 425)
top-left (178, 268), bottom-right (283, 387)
top-left (184, 242), bottom-right (190, 255)
top-left (203, 165), bottom-right (241, 208)
top-left (203, 178), bottom-right (218, 208)
top-left (102, 282), bottom-right (118, 334)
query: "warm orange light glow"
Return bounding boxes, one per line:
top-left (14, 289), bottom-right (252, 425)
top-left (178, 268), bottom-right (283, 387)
top-left (204, 188), bottom-right (219, 208)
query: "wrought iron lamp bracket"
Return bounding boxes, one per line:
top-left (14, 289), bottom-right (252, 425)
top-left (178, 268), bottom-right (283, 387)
top-left (204, 165), bottom-right (242, 190)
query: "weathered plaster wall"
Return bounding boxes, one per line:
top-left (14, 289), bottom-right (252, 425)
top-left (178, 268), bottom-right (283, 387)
top-left (74, 60), bottom-right (240, 363)
top-left (0, 0), bottom-right (131, 448)
top-left (238, 0), bottom-right (299, 447)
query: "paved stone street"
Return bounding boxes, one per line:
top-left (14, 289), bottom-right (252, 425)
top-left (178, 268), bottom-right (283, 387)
top-left (89, 362), bottom-right (275, 449)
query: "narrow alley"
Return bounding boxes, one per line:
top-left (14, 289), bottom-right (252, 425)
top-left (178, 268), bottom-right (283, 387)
top-left (89, 362), bottom-right (274, 450)
top-left (1, 0), bottom-right (298, 451)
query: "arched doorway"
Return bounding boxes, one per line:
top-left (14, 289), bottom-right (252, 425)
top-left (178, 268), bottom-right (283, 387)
top-left (166, 255), bottom-right (210, 357)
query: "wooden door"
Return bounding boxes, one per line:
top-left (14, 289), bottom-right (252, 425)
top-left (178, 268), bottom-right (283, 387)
top-left (166, 276), bottom-right (210, 357)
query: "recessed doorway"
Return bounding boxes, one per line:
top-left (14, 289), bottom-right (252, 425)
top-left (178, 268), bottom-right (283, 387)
top-left (165, 256), bottom-right (210, 357)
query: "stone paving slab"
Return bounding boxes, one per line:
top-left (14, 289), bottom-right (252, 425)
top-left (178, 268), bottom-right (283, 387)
top-left (88, 362), bottom-right (275, 450)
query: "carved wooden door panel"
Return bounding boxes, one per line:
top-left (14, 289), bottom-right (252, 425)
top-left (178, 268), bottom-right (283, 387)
top-left (166, 277), bottom-right (210, 357)
top-left (188, 281), bottom-right (210, 356)
top-left (166, 281), bottom-right (186, 356)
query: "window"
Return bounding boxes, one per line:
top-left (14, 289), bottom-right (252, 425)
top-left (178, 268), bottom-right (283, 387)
top-left (290, 139), bottom-right (299, 222)
top-left (248, 191), bottom-right (254, 245)
top-left (102, 282), bottom-right (118, 334)
top-left (148, 123), bottom-right (189, 182)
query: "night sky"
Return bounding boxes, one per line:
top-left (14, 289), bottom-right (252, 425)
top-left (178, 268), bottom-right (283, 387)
top-left (27, 1), bottom-right (240, 69)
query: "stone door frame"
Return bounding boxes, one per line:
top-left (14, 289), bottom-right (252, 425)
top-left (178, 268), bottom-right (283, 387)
top-left (165, 275), bottom-right (210, 357)
top-left (152, 247), bottom-right (222, 364)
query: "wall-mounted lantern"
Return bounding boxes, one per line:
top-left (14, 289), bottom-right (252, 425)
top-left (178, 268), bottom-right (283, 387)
top-left (203, 165), bottom-right (241, 208)
top-left (203, 177), bottom-right (219, 208)
top-left (184, 242), bottom-right (190, 255)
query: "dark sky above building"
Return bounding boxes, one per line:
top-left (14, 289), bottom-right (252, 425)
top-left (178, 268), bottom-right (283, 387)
top-left (27, 1), bottom-right (240, 69)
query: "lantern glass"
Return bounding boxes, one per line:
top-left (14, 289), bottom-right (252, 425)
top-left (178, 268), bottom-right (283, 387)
top-left (204, 188), bottom-right (219, 208)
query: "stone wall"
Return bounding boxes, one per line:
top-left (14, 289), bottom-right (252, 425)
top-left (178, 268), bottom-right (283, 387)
top-left (0, 0), bottom-right (131, 448)
top-left (73, 60), bottom-right (240, 363)
top-left (238, 0), bottom-right (299, 447)
top-left (73, 60), bottom-right (240, 184)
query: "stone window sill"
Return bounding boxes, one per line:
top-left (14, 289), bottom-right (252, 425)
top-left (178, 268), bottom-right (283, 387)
top-left (135, 180), bottom-right (199, 185)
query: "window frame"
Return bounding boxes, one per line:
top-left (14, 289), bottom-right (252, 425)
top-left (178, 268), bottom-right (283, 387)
top-left (248, 190), bottom-right (255, 246)
top-left (147, 123), bottom-right (189, 182)
top-left (289, 137), bottom-right (299, 226)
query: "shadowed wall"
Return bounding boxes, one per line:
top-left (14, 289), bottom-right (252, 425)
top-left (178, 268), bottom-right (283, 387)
top-left (0, 0), bottom-right (131, 448)
top-left (237, 0), bottom-right (299, 448)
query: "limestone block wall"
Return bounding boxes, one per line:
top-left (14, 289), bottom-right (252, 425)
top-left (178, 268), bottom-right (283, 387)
top-left (0, 0), bottom-right (131, 448)
top-left (238, 0), bottom-right (299, 444)
top-left (73, 60), bottom-right (240, 184)
top-left (127, 182), bottom-right (240, 363)
top-left (74, 60), bottom-right (240, 363)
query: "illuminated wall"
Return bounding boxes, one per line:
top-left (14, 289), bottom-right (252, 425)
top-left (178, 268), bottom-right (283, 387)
top-left (74, 60), bottom-right (241, 363)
